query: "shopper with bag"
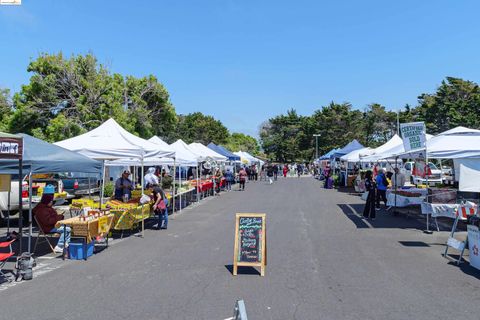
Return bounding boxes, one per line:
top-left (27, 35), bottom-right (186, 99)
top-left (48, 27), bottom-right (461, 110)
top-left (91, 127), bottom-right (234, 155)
top-left (152, 186), bottom-right (168, 230)
top-left (363, 170), bottom-right (376, 220)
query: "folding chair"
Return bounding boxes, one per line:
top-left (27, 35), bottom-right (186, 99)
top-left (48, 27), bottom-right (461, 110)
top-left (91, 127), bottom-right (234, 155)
top-left (33, 216), bottom-right (60, 254)
top-left (0, 239), bottom-right (15, 281)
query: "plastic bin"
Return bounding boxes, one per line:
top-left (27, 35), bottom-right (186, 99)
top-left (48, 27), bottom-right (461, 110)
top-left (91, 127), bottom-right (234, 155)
top-left (69, 240), bottom-right (94, 260)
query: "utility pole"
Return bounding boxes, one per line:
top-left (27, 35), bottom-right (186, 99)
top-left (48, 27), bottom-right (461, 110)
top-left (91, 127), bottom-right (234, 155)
top-left (313, 134), bottom-right (321, 160)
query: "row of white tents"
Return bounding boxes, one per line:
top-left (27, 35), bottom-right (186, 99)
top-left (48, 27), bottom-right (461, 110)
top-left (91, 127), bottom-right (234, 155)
top-left (55, 118), bottom-right (264, 168)
top-left (335, 126), bottom-right (480, 164)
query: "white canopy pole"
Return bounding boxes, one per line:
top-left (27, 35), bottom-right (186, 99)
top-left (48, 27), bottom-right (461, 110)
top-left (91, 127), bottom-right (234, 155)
top-left (172, 162), bottom-right (176, 219)
top-left (141, 159), bottom-right (145, 238)
top-left (196, 164), bottom-right (200, 202)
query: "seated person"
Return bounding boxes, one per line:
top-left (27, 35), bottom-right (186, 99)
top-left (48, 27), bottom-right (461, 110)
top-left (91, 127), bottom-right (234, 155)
top-left (33, 192), bottom-right (71, 253)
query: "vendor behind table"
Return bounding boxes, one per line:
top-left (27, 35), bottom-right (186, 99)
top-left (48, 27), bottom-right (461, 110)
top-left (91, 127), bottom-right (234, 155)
top-left (114, 170), bottom-right (134, 201)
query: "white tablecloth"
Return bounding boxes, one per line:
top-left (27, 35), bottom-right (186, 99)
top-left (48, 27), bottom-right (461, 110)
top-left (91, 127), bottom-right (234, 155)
top-left (421, 203), bottom-right (458, 218)
top-left (386, 188), bottom-right (428, 207)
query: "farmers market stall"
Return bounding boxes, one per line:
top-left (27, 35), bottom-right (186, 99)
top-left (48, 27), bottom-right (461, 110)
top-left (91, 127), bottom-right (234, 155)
top-left (56, 118), bottom-right (174, 236)
top-left (0, 133), bottom-right (101, 253)
top-left (0, 132), bottom-right (23, 249)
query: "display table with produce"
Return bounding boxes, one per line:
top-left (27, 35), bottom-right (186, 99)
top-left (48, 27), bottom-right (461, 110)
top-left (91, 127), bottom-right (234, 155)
top-left (107, 200), bottom-right (152, 231)
top-left (55, 211), bottom-right (114, 243)
top-left (387, 188), bottom-right (428, 207)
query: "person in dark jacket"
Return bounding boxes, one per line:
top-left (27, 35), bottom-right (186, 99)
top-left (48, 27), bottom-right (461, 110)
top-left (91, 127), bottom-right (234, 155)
top-left (224, 168), bottom-right (234, 191)
top-left (363, 170), bottom-right (376, 220)
top-left (33, 193), bottom-right (71, 252)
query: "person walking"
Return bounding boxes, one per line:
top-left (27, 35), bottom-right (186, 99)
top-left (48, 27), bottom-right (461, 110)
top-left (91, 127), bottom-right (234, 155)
top-left (273, 164), bottom-right (279, 181)
top-left (375, 168), bottom-right (388, 210)
top-left (152, 186), bottom-right (168, 229)
top-left (363, 170), bottom-right (376, 220)
top-left (283, 165), bottom-right (288, 178)
top-left (224, 168), bottom-right (234, 191)
top-left (266, 163), bottom-right (274, 184)
top-left (238, 167), bottom-right (247, 191)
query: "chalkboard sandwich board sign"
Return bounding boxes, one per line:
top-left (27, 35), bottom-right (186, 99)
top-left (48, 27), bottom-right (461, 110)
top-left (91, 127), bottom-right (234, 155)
top-left (233, 213), bottom-right (267, 276)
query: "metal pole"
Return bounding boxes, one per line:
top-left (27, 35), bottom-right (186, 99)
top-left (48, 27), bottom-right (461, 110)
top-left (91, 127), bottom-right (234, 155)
top-left (424, 146), bottom-right (432, 234)
top-left (28, 172), bottom-right (33, 253)
top-left (196, 165), bottom-right (200, 202)
top-left (18, 159), bottom-right (23, 252)
top-left (179, 166), bottom-right (182, 211)
top-left (7, 183), bottom-right (10, 235)
top-left (141, 159), bottom-right (145, 238)
top-left (88, 176), bottom-right (92, 200)
top-left (100, 160), bottom-right (106, 209)
top-left (172, 161), bottom-right (176, 218)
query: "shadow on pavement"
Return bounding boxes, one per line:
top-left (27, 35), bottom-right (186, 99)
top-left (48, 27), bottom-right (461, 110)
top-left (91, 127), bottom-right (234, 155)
top-left (398, 241), bottom-right (430, 247)
top-left (337, 203), bottom-right (428, 231)
top-left (337, 204), bottom-right (369, 229)
top-left (224, 264), bottom-right (261, 276)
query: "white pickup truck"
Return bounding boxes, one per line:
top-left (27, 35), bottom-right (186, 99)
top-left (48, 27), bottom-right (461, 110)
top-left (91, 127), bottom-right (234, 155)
top-left (402, 161), bottom-right (443, 186)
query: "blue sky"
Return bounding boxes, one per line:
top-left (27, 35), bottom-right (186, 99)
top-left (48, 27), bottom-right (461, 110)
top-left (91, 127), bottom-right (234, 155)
top-left (1, 1), bottom-right (480, 137)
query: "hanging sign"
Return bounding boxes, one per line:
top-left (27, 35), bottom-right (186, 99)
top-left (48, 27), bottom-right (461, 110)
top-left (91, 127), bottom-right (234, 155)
top-left (0, 136), bottom-right (23, 159)
top-left (233, 213), bottom-right (266, 276)
top-left (400, 122), bottom-right (426, 152)
top-left (98, 215), bottom-right (109, 233)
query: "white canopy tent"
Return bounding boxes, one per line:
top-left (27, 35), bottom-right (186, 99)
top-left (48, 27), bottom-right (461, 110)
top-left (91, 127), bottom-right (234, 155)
top-left (234, 151), bottom-right (264, 166)
top-left (148, 136), bottom-right (172, 150)
top-left (361, 134), bottom-right (434, 162)
top-left (395, 126), bottom-right (480, 159)
top-left (363, 135), bottom-right (403, 160)
top-left (55, 118), bottom-right (173, 160)
top-left (188, 142), bottom-right (228, 162)
top-left (55, 118), bottom-right (176, 236)
top-left (340, 147), bottom-right (374, 162)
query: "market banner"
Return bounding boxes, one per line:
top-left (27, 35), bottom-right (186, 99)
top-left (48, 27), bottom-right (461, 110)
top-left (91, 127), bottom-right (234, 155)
top-left (400, 122), bottom-right (426, 152)
top-left (0, 136), bottom-right (23, 159)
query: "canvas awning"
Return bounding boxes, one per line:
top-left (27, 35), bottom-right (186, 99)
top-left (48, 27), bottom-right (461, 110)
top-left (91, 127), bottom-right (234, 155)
top-left (340, 147), bottom-right (374, 162)
top-left (331, 140), bottom-right (364, 158)
top-left (189, 143), bottom-right (227, 162)
top-left (207, 143), bottom-right (240, 161)
top-left (0, 134), bottom-right (101, 174)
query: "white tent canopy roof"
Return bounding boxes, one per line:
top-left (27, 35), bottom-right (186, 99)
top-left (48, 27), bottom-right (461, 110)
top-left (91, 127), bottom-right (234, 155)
top-left (55, 118), bottom-right (174, 160)
top-left (148, 136), bottom-right (173, 151)
top-left (234, 151), bottom-right (264, 166)
top-left (396, 126), bottom-right (480, 159)
top-left (340, 147), bottom-right (374, 162)
top-left (358, 134), bottom-right (403, 161)
top-left (188, 142), bottom-right (227, 162)
top-left (168, 139), bottom-right (200, 165)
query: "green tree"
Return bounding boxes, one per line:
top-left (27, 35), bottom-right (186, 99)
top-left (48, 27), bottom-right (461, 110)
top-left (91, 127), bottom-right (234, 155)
top-left (310, 102), bottom-right (364, 155)
top-left (174, 112), bottom-right (229, 145)
top-left (260, 109), bottom-right (312, 162)
top-left (9, 52), bottom-right (177, 142)
top-left (0, 88), bottom-right (12, 132)
top-left (362, 103), bottom-right (397, 146)
top-left (224, 133), bottom-right (260, 155)
top-left (415, 77), bottom-right (480, 134)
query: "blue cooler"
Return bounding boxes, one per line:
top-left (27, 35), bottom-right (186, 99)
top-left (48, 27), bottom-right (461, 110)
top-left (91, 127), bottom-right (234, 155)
top-left (69, 239), bottom-right (94, 260)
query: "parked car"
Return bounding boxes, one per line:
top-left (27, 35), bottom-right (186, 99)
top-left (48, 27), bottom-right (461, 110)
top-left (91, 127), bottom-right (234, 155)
top-left (58, 172), bottom-right (100, 197)
top-left (0, 174), bottom-right (71, 225)
top-left (402, 161), bottom-right (442, 186)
